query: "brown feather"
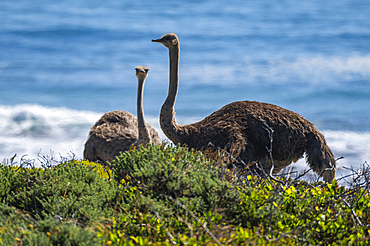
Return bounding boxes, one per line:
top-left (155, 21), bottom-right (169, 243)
top-left (83, 66), bottom-right (161, 164)
top-left (153, 33), bottom-right (335, 182)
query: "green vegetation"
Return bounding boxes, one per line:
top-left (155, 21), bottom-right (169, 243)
top-left (1, 144), bottom-right (370, 245)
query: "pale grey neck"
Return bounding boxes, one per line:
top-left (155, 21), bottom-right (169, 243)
top-left (137, 77), bottom-right (151, 146)
top-left (160, 45), bottom-right (184, 144)
top-left (164, 46), bottom-right (179, 107)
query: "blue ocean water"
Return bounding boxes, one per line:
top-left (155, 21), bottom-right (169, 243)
top-left (1, 0), bottom-right (370, 179)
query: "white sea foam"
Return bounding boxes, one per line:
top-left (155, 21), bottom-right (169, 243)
top-left (0, 104), bottom-right (97, 164)
top-left (0, 104), bottom-right (369, 182)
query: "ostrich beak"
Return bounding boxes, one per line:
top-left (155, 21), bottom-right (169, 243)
top-left (135, 66), bottom-right (149, 74)
top-left (151, 38), bottom-right (163, 43)
top-left (136, 69), bottom-right (147, 73)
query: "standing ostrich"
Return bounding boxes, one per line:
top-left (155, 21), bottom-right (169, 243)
top-left (83, 65), bottom-right (161, 164)
top-left (152, 33), bottom-right (336, 182)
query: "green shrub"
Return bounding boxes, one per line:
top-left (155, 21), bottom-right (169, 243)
top-left (0, 160), bottom-right (119, 226)
top-left (230, 177), bottom-right (370, 245)
top-left (0, 203), bottom-right (99, 246)
top-left (109, 144), bottom-right (239, 216)
top-left (2, 147), bottom-right (370, 245)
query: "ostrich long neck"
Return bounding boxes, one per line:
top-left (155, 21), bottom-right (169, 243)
top-left (137, 77), bottom-right (151, 146)
top-left (160, 45), bottom-right (185, 144)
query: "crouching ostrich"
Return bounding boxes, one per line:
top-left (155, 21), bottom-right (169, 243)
top-left (83, 65), bottom-right (161, 164)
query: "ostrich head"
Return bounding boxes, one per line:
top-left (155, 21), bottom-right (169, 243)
top-left (152, 33), bottom-right (179, 48)
top-left (135, 65), bottom-right (149, 80)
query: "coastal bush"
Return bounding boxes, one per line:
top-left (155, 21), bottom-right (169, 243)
top-left (109, 144), bottom-right (240, 216)
top-left (99, 177), bottom-right (370, 245)
top-left (0, 203), bottom-right (100, 245)
top-left (229, 177), bottom-right (370, 245)
top-left (1, 147), bottom-right (370, 245)
top-left (0, 160), bottom-right (119, 226)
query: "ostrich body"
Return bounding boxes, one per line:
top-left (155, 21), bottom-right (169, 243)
top-left (152, 33), bottom-right (336, 182)
top-left (83, 66), bottom-right (161, 163)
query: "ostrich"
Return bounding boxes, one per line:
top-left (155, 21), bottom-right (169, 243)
top-left (152, 33), bottom-right (336, 182)
top-left (83, 65), bottom-right (161, 164)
